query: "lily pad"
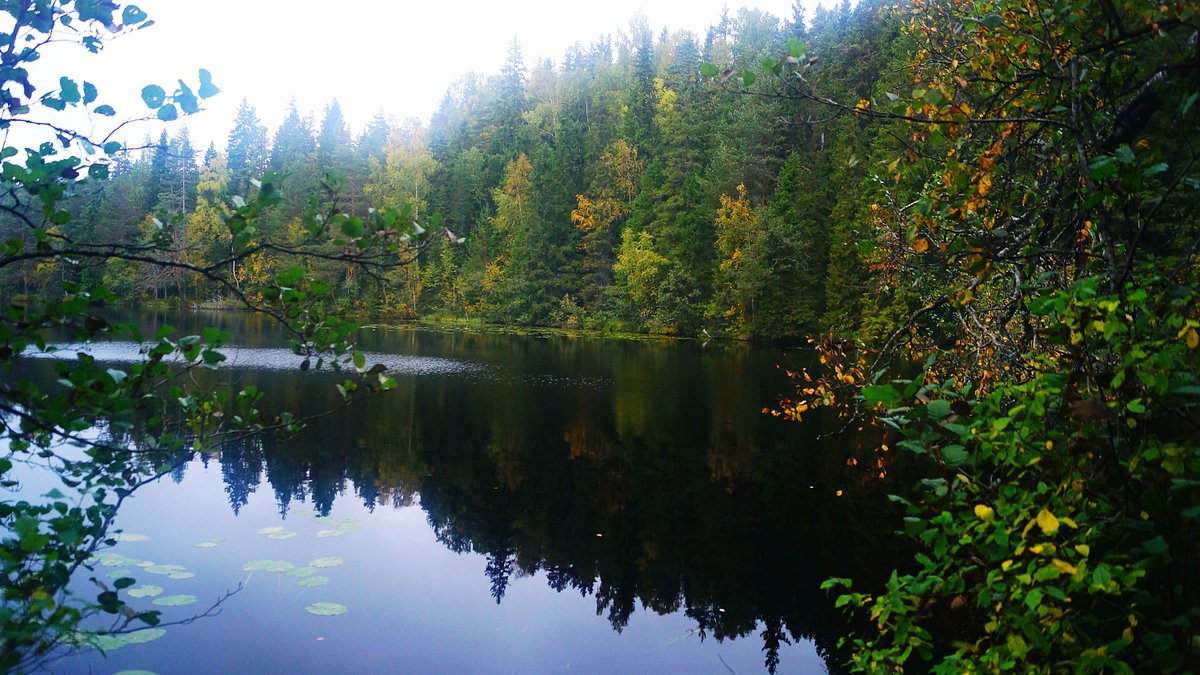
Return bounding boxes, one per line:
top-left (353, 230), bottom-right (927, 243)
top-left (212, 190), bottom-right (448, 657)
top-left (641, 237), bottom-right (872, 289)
top-left (85, 628), bottom-right (167, 651)
top-left (256, 526), bottom-right (285, 535)
top-left (297, 576), bottom-right (329, 588)
top-left (266, 530), bottom-right (297, 540)
top-left (308, 557), bottom-right (343, 569)
top-left (194, 537), bottom-right (225, 548)
top-left (152, 594), bottom-right (198, 607)
top-left (304, 602), bottom-right (347, 616)
top-left (93, 553), bottom-right (142, 567)
top-left (144, 564), bottom-right (186, 575)
top-left (287, 567), bottom-right (318, 578)
top-left (243, 560), bottom-right (295, 573)
top-left (126, 585), bottom-right (163, 598)
top-left (167, 571), bottom-right (195, 580)
top-left (107, 569), bottom-right (133, 578)
top-left (113, 533), bottom-right (150, 543)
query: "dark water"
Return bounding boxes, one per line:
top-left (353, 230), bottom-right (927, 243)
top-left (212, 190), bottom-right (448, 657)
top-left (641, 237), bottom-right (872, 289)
top-left (24, 311), bottom-right (905, 674)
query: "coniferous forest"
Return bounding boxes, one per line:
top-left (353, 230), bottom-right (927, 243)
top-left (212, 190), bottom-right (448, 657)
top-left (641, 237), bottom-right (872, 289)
top-left (1, 2), bottom-right (892, 340)
top-left (2, 0), bottom-right (1200, 672)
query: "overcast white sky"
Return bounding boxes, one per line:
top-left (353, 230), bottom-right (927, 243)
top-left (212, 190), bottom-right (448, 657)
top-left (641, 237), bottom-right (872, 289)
top-left (27, 0), bottom-right (814, 152)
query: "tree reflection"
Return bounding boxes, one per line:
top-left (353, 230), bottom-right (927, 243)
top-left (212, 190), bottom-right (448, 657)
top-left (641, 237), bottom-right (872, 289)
top-left (192, 328), bottom-right (911, 674)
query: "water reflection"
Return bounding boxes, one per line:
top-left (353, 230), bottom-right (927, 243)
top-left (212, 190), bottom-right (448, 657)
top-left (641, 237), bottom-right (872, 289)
top-left (32, 312), bottom-right (910, 673)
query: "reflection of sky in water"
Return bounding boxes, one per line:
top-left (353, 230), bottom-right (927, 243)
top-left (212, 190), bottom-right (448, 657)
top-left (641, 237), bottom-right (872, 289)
top-left (27, 342), bottom-right (483, 376)
top-left (52, 460), bottom-right (825, 674)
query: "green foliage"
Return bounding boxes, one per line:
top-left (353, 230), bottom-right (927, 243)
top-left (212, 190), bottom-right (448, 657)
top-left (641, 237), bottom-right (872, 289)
top-left (0, 4), bottom-right (428, 669)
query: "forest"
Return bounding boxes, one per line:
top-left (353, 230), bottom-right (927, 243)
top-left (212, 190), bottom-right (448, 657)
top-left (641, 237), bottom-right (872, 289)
top-left (1, 1), bottom-right (886, 341)
top-left (2, 0), bottom-right (1199, 672)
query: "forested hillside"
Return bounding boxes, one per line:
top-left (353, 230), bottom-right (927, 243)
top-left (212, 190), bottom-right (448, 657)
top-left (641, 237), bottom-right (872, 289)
top-left (0, 1), bottom-right (897, 341)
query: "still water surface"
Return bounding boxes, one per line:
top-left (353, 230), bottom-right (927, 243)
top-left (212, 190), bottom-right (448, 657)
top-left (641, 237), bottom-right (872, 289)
top-left (34, 312), bottom-right (901, 674)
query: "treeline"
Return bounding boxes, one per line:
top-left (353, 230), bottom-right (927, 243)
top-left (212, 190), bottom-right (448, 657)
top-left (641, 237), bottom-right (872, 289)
top-left (0, 1), bottom-right (903, 340)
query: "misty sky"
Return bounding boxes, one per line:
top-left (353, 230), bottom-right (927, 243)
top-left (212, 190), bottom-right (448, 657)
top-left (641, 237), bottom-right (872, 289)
top-left (23, 0), bottom-right (816, 153)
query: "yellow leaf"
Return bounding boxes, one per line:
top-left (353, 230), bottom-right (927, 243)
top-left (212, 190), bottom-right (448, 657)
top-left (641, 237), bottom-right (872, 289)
top-left (914, 237), bottom-right (930, 253)
top-left (856, 98), bottom-right (871, 110)
top-left (1001, 559), bottom-right (1014, 571)
top-left (1052, 559), bottom-right (1078, 575)
top-left (1187, 329), bottom-right (1198, 349)
top-left (974, 504), bottom-right (995, 522)
top-left (1037, 508), bottom-right (1060, 535)
top-left (1074, 544), bottom-right (1090, 556)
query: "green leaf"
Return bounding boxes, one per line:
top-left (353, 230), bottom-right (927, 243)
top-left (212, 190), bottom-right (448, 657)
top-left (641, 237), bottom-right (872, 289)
top-left (88, 163), bottom-right (109, 179)
top-left (42, 97), bottom-right (65, 111)
top-left (141, 84), bottom-right (166, 109)
top-left (122, 5), bottom-right (148, 25)
top-left (95, 104), bottom-right (116, 117)
top-left (927, 400), bottom-right (952, 419)
top-left (156, 103), bottom-right (177, 121)
top-left (340, 217), bottom-right (364, 238)
top-left (862, 384), bottom-right (902, 409)
top-left (151, 594), bottom-right (198, 607)
top-left (198, 68), bottom-right (219, 99)
top-left (305, 602), bottom-right (347, 616)
top-left (83, 81), bottom-right (97, 104)
top-left (353, 351), bottom-right (365, 371)
top-left (741, 70), bottom-right (756, 87)
top-left (699, 63), bottom-right (719, 78)
top-left (59, 77), bottom-right (81, 103)
top-left (981, 13), bottom-right (1004, 28)
top-left (787, 37), bottom-right (806, 58)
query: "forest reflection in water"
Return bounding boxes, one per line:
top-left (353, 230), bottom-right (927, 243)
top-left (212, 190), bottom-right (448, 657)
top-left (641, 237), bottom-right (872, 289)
top-left (43, 312), bottom-right (910, 674)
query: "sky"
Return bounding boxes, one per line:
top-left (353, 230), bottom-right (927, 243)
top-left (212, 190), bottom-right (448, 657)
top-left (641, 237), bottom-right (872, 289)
top-left (24, 0), bottom-right (814, 153)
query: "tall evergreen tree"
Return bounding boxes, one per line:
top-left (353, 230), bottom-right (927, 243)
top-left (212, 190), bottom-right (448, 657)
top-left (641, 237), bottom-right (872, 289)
top-left (225, 98), bottom-right (269, 197)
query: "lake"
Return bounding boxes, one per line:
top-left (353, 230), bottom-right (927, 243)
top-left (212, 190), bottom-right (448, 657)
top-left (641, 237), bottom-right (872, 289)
top-left (19, 311), bottom-right (906, 674)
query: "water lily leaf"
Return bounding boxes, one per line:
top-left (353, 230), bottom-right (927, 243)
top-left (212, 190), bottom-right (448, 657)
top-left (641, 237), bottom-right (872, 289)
top-left (287, 567), bottom-right (317, 578)
top-left (152, 594), bottom-right (198, 607)
top-left (167, 571), bottom-right (195, 580)
top-left (308, 557), bottom-right (343, 569)
top-left (127, 585), bottom-right (163, 598)
top-left (256, 526), bottom-right (285, 535)
top-left (297, 576), bottom-right (329, 588)
top-left (135, 560), bottom-right (155, 568)
top-left (94, 553), bottom-right (142, 567)
top-left (85, 628), bottom-right (166, 651)
top-left (194, 537), bottom-right (225, 548)
top-left (107, 569), bottom-right (133, 578)
top-left (144, 564), bottom-right (186, 575)
top-left (316, 529), bottom-right (347, 538)
top-left (305, 602), bottom-right (347, 616)
top-left (266, 530), bottom-right (297, 540)
top-left (113, 533), bottom-right (150, 542)
top-left (243, 560), bottom-right (295, 573)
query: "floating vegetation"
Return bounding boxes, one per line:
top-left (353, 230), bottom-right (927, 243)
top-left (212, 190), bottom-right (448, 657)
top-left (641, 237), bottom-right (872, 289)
top-left (308, 557), bottom-right (343, 569)
top-left (256, 526), bottom-right (285, 535)
top-left (297, 576), bottom-right (329, 588)
top-left (194, 537), bottom-right (225, 548)
top-left (243, 560), bottom-right (295, 573)
top-left (126, 585), bottom-right (164, 599)
top-left (135, 560), bottom-right (156, 568)
top-left (168, 571), bottom-right (195, 580)
top-left (152, 594), bottom-right (198, 607)
top-left (83, 628), bottom-right (167, 651)
top-left (315, 520), bottom-right (359, 538)
top-left (304, 602), bottom-right (347, 616)
top-left (92, 553), bottom-right (142, 568)
top-left (113, 533), bottom-right (150, 543)
top-left (266, 530), bottom-right (298, 540)
top-left (144, 564), bottom-right (187, 576)
top-left (107, 569), bottom-right (133, 579)
top-left (287, 567), bottom-right (317, 578)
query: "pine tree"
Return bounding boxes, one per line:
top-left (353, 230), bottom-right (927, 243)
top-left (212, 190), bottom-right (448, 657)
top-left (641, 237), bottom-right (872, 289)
top-left (226, 98), bottom-right (268, 198)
